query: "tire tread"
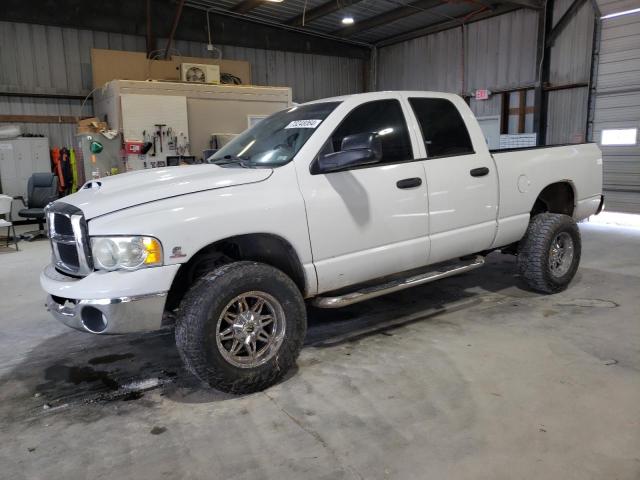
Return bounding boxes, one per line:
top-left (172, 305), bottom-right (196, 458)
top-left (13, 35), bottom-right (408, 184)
top-left (517, 213), bottom-right (581, 294)
top-left (175, 261), bottom-right (306, 394)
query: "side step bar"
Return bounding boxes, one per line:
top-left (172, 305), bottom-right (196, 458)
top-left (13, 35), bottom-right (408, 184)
top-left (312, 255), bottom-right (485, 309)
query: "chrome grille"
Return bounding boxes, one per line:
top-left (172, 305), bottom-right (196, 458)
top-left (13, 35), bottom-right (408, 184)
top-left (53, 214), bottom-right (74, 236)
top-left (46, 203), bottom-right (93, 276)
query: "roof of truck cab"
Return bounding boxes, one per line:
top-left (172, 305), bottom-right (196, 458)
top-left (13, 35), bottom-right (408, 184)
top-left (302, 91), bottom-right (463, 105)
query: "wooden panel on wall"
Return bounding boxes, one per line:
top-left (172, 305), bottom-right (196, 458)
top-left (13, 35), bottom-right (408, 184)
top-left (91, 49), bottom-right (252, 89)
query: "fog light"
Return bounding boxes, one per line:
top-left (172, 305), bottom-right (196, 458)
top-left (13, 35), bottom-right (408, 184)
top-left (81, 306), bottom-right (108, 333)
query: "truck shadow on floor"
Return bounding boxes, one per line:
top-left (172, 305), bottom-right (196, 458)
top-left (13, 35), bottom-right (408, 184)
top-left (1, 253), bottom-right (525, 416)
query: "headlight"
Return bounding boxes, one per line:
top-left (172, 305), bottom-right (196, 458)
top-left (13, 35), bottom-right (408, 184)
top-left (91, 236), bottom-right (163, 271)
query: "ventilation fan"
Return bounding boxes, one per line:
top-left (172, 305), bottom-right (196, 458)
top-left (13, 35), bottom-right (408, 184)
top-left (180, 63), bottom-right (220, 84)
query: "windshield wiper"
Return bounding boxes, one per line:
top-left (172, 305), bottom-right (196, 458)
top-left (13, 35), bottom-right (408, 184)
top-left (211, 156), bottom-right (253, 168)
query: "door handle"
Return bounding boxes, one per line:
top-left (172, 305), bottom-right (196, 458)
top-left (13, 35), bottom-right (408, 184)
top-left (396, 177), bottom-right (423, 189)
top-left (470, 167), bottom-right (489, 177)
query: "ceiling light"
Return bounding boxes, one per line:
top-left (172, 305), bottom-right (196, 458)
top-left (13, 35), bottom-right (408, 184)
top-left (265, 0), bottom-right (284, 3)
top-left (342, 16), bottom-right (355, 25)
top-left (601, 7), bottom-right (640, 19)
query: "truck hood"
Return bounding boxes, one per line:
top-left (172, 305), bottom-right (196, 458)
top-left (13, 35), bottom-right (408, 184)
top-left (57, 165), bottom-right (273, 219)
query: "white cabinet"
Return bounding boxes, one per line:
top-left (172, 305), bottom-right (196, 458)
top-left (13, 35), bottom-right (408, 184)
top-left (0, 137), bottom-right (51, 218)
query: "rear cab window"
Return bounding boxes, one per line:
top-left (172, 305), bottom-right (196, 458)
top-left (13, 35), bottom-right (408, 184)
top-left (408, 97), bottom-right (474, 158)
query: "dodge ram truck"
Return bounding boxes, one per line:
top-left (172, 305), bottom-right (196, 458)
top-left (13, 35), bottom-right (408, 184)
top-left (41, 91), bottom-right (604, 393)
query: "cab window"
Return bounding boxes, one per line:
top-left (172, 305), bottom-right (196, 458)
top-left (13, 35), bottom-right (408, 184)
top-left (409, 97), bottom-right (474, 158)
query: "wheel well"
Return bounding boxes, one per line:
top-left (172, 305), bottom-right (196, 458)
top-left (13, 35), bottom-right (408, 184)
top-left (166, 234), bottom-right (306, 311)
top-left (531, 182), bottom-right (575, 217)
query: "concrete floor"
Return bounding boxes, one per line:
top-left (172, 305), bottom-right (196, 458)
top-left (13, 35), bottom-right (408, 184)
top-left (0, 222), bottom-right (639, 480)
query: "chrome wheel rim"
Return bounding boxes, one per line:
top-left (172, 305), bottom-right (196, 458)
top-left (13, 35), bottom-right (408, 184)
top-left (215, 291), bottom-right (286, 369)
top-left (549, 232), bottom-right (574, 278)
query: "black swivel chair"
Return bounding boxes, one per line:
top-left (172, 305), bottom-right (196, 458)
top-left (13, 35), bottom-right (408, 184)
top-left (17, 172), bottom-right (59, 241)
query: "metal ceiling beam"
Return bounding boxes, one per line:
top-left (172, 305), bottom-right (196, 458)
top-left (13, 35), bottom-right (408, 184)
top-left (231, 0), bottom-right (266, 14)
top-left (374, 3), bottom-right (520, 47)
top-left (187, 0), bottom-right (372, 49)
top-left (467, 0), bottom-right (500, 9)
top-left (545, 0), bottom-right (588, 47)
top-left (164, 0), bottom-right (186, 58)
top-left (502, 0), bottom-right (543, 8)
top-left (286, 0), bottom-right (366, 27)
top-left (146, 0), bottom-right (156, 56)
top-left (533, 0), bottom-right (553, 145)
top-left (0, 0), bottom-right (372, 59)
top-left (333, 0), bottom-right (443, 37)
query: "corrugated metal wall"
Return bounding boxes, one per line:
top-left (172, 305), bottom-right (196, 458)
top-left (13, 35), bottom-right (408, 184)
top-left (597, 0), bottom-right (639, 16)
top-left (217, 44), bottom-right (364, 104)
top-left (377, 9), bottom-right (540, 94)
top-left (377, 9), bottom-right (539, 120)
top-left (550, 0), bottom-right (595, 85)
top-left (592, 13), bottom-right (640, 213)
top-left (463, 9), bottom-right (539, 94)
top-left (0, 97), bottom-right (92, 148)
top-left (377, 7), bottom-right (598, 145)
top-left (0, 23), bottom-right (146, 96)
top-left (376, 28), bottom-right (463, 92)
top-left (545, 0), bottom-right (595, 145)
top-left (546, 87), bottom-right (591, 144)
top-left (0, 21), bottom-right (364, 147)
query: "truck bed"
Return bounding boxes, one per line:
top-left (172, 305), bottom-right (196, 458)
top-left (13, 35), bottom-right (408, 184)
top-left (488, 142), bottom-right (603, 249)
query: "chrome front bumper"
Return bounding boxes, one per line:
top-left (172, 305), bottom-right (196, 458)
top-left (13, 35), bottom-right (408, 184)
top-left (46, 292), bottom-right (167, 334)
top-left (41, 262), bottom-right (180, 334)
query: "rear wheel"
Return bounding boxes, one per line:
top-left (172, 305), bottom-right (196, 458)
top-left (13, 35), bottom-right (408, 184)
top-left (175, 261), bottom-right (306, 394)
top-left (517, 213), bottom-right (581, 293)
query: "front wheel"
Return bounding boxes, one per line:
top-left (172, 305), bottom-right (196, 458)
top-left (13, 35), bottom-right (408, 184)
top-left (517, 213), bottom-right (582, 293)
top-left (175, 261), bottom-right (306, 394)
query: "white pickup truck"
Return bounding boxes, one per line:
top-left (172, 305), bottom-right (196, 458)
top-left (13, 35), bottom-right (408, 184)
top-left (41, 91), bottom-right (603, 393)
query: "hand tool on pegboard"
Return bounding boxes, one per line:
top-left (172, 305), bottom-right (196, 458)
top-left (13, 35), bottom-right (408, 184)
top-left (155, 124), bottom-right (166, 153)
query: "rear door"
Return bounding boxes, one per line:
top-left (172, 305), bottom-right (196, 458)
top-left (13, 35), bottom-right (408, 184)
top-left (403, 94), bottom-right (499, 264)
top-left (296, 96), bottom-right (429, 293)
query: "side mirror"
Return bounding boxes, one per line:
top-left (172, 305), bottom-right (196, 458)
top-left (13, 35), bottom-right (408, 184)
top-left (316, 133), bottom-right (382, 173)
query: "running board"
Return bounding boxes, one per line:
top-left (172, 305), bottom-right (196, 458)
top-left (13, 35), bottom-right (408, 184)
top-left (312, 255), bottom-right (485, 309)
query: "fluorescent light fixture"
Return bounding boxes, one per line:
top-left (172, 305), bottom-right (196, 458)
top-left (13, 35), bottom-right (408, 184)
top-left (342, 16), bottom-right (355, 25)
top-left (601, 128), bottom-right (637, 146)
top-left (601, 7), bottom-right (640, 19)
top-left (265, 0), bottom-right (284, 2)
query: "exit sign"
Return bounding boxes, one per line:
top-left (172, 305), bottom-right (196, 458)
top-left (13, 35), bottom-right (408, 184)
top-left (475, 89), bottom-right (490, 100)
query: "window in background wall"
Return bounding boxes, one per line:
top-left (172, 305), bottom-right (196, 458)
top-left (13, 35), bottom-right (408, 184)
top-left (601, 128), bottom-right (638, 146)
top-left (500, 89), bottom-right (535, 135)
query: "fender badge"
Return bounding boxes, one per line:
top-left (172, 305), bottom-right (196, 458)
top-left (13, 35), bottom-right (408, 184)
top-left (169, 246), bottom-right (187, 259)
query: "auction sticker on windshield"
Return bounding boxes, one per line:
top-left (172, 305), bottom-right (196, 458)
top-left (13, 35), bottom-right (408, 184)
top-left (285, 119), bottom-right (322, 129)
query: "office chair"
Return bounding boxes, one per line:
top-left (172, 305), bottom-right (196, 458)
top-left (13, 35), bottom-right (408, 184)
top-left (16, 172), bottom-right (59, 241)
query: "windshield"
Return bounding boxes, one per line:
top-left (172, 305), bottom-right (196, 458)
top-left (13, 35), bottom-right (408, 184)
top-left (208, 102), bottom-right (340, 168)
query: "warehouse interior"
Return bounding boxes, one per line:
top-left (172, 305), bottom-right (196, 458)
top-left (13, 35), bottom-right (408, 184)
top-left (0, 0), bottom-right (639, 478)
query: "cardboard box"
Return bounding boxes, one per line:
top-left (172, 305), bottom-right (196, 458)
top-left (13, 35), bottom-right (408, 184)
top-left (78, 117), bottom-right (100, 127)
top-left (77, 117), bottom-right (107, 134)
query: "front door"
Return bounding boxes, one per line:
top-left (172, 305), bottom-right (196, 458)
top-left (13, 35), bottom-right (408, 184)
top-left (297, 97), bottom-right (429, 293)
